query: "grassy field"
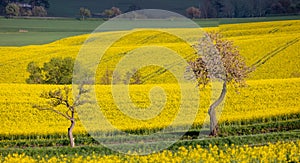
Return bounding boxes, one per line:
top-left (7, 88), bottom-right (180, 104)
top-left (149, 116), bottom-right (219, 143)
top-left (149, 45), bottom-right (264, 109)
top-left (1, 15), bottom-right (299, 46)
top-left (0, 18), bottom-right (300, 162)
top-left (0, 18), bottom-right (104, 46)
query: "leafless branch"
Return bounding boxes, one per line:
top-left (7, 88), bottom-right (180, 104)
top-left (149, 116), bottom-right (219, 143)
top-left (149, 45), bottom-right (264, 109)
top-left (33, 105), bottom-right (71, 120)
top-left (73, 84), bottom-right (89, 107)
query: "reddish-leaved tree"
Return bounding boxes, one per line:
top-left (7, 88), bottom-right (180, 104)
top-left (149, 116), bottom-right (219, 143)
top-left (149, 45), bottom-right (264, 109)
top-left (186, 6), bottom-right (201, 19)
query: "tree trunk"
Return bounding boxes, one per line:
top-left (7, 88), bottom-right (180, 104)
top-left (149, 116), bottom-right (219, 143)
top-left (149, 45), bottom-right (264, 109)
top-left (68, 117), bottom-right (75, 147)
top-left (208, 82), bottom-right (227, 136)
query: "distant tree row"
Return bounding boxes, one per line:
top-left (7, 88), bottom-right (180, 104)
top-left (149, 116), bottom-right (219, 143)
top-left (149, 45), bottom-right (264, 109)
top-left (187, 0), bottom-right (300, 18)
top-left (79, 6), bottom-right (122, 20)
top-left (2, 0), bottom-right (300, 19)
top-left (5, 3), bottom-right (47, 16)
top-left (81, 0), bottom-right (300, 20)
top-left (1, 0), bottom-right (49, 16)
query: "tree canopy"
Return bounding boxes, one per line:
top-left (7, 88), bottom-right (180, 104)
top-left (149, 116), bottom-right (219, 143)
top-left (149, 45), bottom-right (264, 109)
top-left (186, 6), bottom-right (201, 18)
top-left (103, 6), bottom-right (121, 18)
top-left (188, 32), bottom-right (250, 87)
top-left (79, 7), bottom-right (91, 20)
top-left (5, 3), bottom-right (20, 16)
top-left (26, 57), bottom-right (75, 84)
top-left (32, 5), bottom-right (47, 16)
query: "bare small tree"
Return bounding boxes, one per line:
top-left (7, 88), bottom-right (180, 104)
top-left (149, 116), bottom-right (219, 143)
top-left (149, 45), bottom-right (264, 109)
top-left (123, 68), bottom-right (142, 85)
top-left (33, 83), bottom-right (89, 147)
top-left (187, 32), bottom-right (251, 136)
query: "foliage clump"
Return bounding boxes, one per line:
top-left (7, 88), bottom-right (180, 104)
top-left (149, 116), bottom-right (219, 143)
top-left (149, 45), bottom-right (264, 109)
top-left (26, 57), bottom-right (75, 84)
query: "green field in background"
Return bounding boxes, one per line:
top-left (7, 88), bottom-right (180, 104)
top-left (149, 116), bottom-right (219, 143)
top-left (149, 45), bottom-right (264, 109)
top-left (1, 15), bottom-right (299, 46)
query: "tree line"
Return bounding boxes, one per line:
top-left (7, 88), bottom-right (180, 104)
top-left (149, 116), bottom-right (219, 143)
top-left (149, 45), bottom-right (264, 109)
top-left (80, 0), bottom-right (300, 20)
top-left (2, 0), bottom-right (299, 19)
top-left (79, 6), bottom-right (122, 20)
top-left (187, 0), bottom-right (300, 18)
top-left (0, 1), bottom-right (122, 19)
top-left (0, 0), bottom-right (49, 16)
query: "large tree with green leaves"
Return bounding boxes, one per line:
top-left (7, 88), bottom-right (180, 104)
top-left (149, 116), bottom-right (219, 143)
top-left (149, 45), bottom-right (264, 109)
top-left (187, 32), bottom-right (251, 136)
top-left (26, 61), bottom-right (43, 84)
top-left (26, 57), bottom-right (75, 84)
top-left (43, 57), bottom-right (74, 84)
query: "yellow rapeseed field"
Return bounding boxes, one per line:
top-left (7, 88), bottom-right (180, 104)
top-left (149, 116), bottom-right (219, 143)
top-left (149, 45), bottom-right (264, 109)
top-left (0, 78), bottom-right (299, 136)
top-left (2, 140), bottom-right (300, 162)
top-left (0, 20), bottom-right (299, 83)
top-left (0, 20), bottom-right (300, 162)
top-left (221, 20), bottom-right (300, 79)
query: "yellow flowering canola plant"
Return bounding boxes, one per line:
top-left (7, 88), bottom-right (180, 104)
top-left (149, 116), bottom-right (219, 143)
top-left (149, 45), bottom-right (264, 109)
top-left (0, 78), bottom-right (299, 136)
top-left (0, 20), bottom-right (299, 83)
top-left (220, 20), bottom-right (300, 79)
top-left (0, 20), bottom-right (300, 162)
top-left (1, 140), bottom-right (300, 163)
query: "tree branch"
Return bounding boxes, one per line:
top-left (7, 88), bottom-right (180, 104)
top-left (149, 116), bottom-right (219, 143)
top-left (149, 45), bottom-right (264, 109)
top-left (33, 105), bottom-right (72, 121)
top-left (73, 84), bottom-right (89, 107)
top-left (63, 99), bottom-right (71, 108)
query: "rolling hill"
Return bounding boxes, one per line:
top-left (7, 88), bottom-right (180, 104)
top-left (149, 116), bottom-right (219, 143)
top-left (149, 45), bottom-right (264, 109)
top-left (0, 19), bottom-right (300, 161)
top-left (0, 20), bottom-right (299, 84)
